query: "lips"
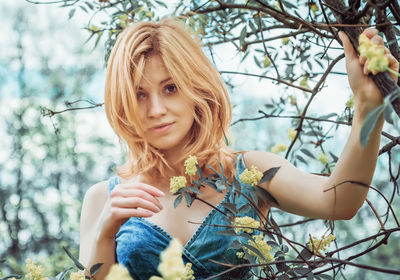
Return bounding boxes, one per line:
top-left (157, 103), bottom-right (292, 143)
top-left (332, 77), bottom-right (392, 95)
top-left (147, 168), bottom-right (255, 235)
top-left (150, 122), bottom-right (173, 133)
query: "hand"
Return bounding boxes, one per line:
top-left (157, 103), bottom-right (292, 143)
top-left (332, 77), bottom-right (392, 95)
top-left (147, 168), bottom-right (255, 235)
top-left (339, 29), bottom-right (399, 115)
top-left (99, 181), bottom-right (165, 239)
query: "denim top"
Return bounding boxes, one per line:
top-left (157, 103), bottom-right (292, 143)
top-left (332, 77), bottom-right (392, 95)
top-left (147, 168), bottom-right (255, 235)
top-left (108, 154), bottom-right (258, 279)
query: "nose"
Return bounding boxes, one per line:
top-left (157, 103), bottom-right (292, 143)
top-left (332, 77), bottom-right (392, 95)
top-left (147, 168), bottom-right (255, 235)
top-left (147, 94), bottom-right (167, 118)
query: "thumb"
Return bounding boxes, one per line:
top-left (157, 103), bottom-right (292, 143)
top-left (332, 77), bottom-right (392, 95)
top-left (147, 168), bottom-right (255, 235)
top-left (339, 31), bottom-right (358, 60)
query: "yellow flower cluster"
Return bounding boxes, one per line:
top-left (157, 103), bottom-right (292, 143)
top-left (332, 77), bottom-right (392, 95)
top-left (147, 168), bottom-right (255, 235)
top-left (287, 128), bottom-right (297, 141)
top-left (317, 152), bottom-right (328, 165)
top-left (184, 155), bottom-right (198, 176)
top-left (308, 234), bottom-right (335, 254)
top-left (263, 55), bottom-right (271, 68)
top-left (281, 37), bottom-right (290, 45)
top-left (270, 143), bottom-right (287, 154)
top-left (345, 95), bottom-right (354, 109)
top-left (239, 166), bottom-right (263, 186)
top-left (105, 264), bottom-right (132, 280)
top-left (170, 176), bottom-right (187, 194)
top-left (70, 271), bottom-right (85, 280)
top-left (25, 259), bottom-right (48, 280)
top-left (233, 216), bottom-right (260, 234)
top-left (237, 235), bottom-right (274, 262)
top-left (358, 33), bottom-right (389, 74)
top-left (300, 76), bottom-right (310, 89)
top-left (150, 239), bottom-right (195, 280)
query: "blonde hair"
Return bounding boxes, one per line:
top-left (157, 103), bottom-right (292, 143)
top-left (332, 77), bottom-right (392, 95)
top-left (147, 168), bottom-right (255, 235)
top-left (105, 18), bottom-right (237, 181)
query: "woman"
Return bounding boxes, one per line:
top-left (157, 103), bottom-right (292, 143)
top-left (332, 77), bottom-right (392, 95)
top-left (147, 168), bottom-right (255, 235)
top-left (78, 18), bottom-right (399, 279)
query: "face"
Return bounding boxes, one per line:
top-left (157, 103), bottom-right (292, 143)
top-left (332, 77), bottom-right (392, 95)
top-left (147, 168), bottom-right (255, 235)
top-left (137, 55), bottom-right (195, 158)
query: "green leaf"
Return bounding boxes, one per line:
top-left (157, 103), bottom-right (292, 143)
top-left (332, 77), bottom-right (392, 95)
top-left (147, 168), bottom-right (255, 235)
top-left (55, 267), bottom-right (73, 280)
top-left (68, 8), bottom-right (76, 20)
top-left (255, 185), bottom-right (280, 206)
top-left (238, 203), bottom-right (251, 214)
top-left (317, 274), bottom-right (333, 280)
top-left (329, 152), bottom-right (338, 163)
top-left (242, 243), bottom-right (266, 260)
top-left (188, 186), bottom-right (201, 195)
top-left (277, 275), bottom-right (290, 280)
top-left (301, 148), bottom-right (316, 159)
top-left (239, 26), bottom-right (247, 47)
top-left (174, 195), bottom-right (183, 208)
top-left (296, 248), bottom-right (313, 261)
top-left (360, 104), bottom-right (385, 148)
top-left (221, 202), bottom-right (237, 214)
top-left (183, 192), bottom-right (194, 207)
top-left (90, 263), bottom-right (103, 276)
top-left (293, 267), bottom-right (312, 276)
top-left (229, 240), bottom-right (242, 249)
top-left (63, 246), bottom-right (85, 270)
top-left (232, 176), bottom-right (241, 191)
top-left (260, 166), bottom-right (280, 183)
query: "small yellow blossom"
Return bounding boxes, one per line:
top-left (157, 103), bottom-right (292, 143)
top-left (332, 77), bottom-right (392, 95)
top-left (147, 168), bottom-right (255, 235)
top-left (154, 239), bottom-right (195, 280)
top-left (145, 11), bottom-right (154, 18)
top-left (310, 3), bottom-right (319, 13)
top-left (239, 166), bottom-right (263, 186)
top-left (105, 264), bottom-right (132, 280)
top-left (236, 251), bottom-right (245, 259)
top-left (358, 33), bottom-right (389, 74)
top-left (170, 176), bottom-right (187, 194)
top-left (289, 95), bottom-right (297, 106)
top-left (270, 143), bottom-right (287, 154)
top-left (25, 259), bottom-right (48, 280)
top-left (300, 76), bottom-right (310, 89)
top-left (308, 234), bottom-right (335, 254)
top-left (287, 128), bottom-right (297, 141)
top-left (244, 235), bottom-right (274, 262)
top-left (70, 271), bottom-right (85, 280)
top-left (233, 216), bottom-right (260, 234)
top-left (318, 152), bottom-right (329, 165)
top-left (263, 55), bottom-right (271, 68)
top-left (281, 37), bottom-right (290, 45)
top-left (184, 155), bottom-right (198, 176)
top-left (345, 95), bottom-right (354, 109)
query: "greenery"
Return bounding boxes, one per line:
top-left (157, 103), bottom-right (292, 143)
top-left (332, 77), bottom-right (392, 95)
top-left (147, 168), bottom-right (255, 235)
top-left (1, 0), bottom-right (400, 279)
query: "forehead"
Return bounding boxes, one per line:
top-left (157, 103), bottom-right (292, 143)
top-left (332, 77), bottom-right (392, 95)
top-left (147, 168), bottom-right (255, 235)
top-left (139, 55), bottom-right (170, 87)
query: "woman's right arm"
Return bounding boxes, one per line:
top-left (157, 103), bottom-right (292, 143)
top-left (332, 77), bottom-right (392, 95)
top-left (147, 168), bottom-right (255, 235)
top-left (79, 180), bottom-right (164, 279)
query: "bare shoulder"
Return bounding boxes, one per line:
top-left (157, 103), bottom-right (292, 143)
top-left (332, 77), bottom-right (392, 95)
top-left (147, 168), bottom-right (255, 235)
top-left (80, 181), bottom-right (109, 229)
top-left (83, 181), bottom-right (109, 208)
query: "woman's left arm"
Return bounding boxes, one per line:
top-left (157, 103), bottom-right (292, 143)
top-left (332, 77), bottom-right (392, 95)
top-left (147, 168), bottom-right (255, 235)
top-left (245, 29), bottom-right (398, 220)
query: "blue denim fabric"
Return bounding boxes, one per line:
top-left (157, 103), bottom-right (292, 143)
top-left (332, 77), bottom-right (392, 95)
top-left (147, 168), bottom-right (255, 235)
top-left (108, 154), bottom-right (258, 280)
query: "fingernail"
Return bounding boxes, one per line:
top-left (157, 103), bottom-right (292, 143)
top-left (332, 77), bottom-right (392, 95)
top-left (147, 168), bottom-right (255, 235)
top-left (144, 211), bottom-right (154, 216)
top-left (157, 190), bottom-right (165, 196)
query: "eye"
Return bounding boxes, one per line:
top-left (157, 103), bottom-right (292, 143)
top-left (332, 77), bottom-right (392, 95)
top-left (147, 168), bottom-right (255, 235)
top-left (136, 91), bottom-right (147, 101)
top-left (163, 84), bottom-right (177, 95)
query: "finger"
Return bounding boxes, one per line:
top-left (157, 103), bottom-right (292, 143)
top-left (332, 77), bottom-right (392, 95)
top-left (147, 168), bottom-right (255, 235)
top-left (111, 196), bottom-right (162, 213)
top-left (110, 207), bottom-right (154, 219)
top-left (363, 61), bottom-right (371, 75)
top-left (339, 31), bottom-right (358, 61)
top-left (113, 188), bottom-right (163, 209)
top-left (370, 35), bottom-right (384, 46)
top-left (117, 182), bottom-right (165, 197)
top-left (362, 28), bottom-right (378, 39)
top-left (359, 55), bottom-right (367, 65)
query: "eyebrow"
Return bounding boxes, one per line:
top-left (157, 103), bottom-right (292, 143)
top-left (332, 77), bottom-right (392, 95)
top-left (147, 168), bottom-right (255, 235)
top-left (138, 77), bottom-right (172, 90)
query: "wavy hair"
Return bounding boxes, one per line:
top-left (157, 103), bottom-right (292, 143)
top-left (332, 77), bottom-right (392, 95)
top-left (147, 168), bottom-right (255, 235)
top-left (105, 18), bottom-right (237, 182)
